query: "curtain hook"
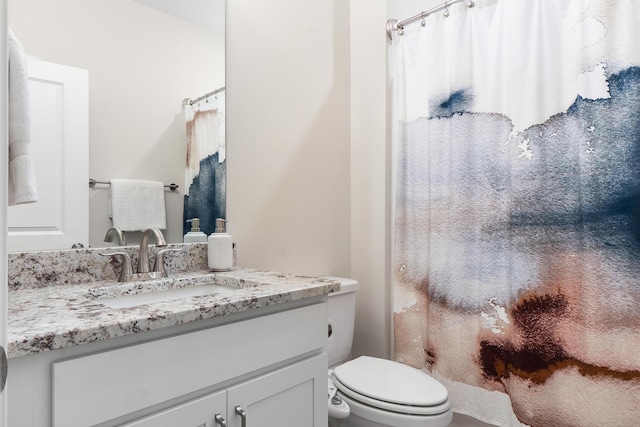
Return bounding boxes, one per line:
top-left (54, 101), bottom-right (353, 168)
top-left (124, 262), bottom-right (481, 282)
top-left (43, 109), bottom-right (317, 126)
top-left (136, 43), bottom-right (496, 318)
top-left (443, 5), bottom-right (450, 17)
top-left (421, 12), bottom-right (426, 27)
top-left (468, 0), bottom-right (475, 7)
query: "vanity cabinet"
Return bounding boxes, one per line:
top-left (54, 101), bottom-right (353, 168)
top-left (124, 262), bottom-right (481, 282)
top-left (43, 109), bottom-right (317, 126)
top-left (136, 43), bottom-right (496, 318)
top-left (122, 391), bottom-right (226, 427)
top-left (8, 298), bottom-right (328, 427)
top-left (124, 355), bottom-right (325, 427)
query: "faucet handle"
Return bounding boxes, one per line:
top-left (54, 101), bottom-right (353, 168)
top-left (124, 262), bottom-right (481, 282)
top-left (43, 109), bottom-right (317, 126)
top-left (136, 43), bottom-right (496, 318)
top-left (100, 252), bottom-right (134, 282)
top-left (153, 248), bottom-right (183, 274)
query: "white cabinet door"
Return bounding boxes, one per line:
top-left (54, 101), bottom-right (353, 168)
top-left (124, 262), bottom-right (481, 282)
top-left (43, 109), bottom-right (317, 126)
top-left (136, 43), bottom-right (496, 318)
top-left (7, 58), bottom-right (89, 252)
top-left (122, 390), bottom-right (227, 427)
top-left (122, 353), bottom-right (327, 427)
top-left (227, 354), bottom-right (327, 427)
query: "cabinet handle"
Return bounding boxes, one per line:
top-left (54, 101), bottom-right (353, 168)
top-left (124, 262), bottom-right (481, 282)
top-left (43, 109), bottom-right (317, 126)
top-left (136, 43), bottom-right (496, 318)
top-left (0, 346), bottom-right (7, 393)
top-left (214, 413), bottom-right (227, 427)
top-left (235, 405), bottom-right (247, 427)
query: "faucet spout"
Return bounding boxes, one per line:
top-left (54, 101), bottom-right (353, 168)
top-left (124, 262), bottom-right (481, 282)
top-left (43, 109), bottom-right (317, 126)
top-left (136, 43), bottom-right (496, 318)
top-left (138, 228), bottom-right (167, 273)
top-left (104, 226), bottom-right (126, 246)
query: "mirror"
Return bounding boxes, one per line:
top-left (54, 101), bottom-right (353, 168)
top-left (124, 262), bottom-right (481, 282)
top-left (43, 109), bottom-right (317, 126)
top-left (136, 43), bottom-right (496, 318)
top-left (7, 0), bottom-right (225, 250)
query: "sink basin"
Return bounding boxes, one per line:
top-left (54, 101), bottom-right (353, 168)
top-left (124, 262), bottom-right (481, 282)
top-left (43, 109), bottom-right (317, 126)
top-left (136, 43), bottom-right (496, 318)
top-left (98, 283), bottom-right (239, 309)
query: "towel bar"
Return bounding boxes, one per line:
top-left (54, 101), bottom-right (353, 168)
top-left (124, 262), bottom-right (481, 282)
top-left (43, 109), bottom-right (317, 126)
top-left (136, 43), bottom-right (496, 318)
top-left (89, 178), bottom-right (179, 191)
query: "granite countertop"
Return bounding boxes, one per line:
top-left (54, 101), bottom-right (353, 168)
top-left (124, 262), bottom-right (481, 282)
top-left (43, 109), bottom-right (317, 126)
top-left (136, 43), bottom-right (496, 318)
top-left (8, 268), bottom-right (340, 359)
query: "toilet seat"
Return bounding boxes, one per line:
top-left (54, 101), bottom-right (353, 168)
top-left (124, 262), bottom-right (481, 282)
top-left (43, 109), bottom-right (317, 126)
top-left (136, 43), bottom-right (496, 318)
top-left (332, 356), bottom-right (451, 416)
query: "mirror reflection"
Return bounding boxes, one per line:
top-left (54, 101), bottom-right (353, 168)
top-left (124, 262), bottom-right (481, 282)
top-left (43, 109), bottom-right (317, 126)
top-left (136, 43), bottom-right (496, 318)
top-left (7, 0), bottom-right (225, 251)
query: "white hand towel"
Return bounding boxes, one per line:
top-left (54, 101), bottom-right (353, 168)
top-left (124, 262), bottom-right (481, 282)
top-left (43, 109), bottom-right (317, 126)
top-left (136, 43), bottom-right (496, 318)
top-left (109, 179), bottom-right (166, 231)
top-left (8, 28), bottom-right (38, 206)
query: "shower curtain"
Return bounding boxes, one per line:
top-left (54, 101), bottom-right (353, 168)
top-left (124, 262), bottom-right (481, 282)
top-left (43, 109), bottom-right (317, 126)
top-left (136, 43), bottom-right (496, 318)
top-left (390, 1), bottom-right (640, 426)
top-left (183, 90), bottom-right (226, 236)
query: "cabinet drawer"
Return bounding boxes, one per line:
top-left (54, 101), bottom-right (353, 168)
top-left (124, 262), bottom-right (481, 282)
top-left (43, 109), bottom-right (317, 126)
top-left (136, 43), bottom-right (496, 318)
top-left (52, 302), bottom-right (327, 427)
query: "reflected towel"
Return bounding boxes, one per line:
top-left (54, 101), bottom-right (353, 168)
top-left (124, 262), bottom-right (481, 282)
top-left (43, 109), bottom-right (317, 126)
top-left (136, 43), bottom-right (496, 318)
top-left (109, 179), bottom-right (166, 231)
top-left (8, 28), bottom-right (37, 205)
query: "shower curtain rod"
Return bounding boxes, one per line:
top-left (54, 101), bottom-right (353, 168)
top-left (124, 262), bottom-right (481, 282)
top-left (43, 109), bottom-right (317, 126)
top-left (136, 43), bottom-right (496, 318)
top-left (182, 86), bottom-right (226, 107)
top-left (386, 0), bottom-right (475, 40)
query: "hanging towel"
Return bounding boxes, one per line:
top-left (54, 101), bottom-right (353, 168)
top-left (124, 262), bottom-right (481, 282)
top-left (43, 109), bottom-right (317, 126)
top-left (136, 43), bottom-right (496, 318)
top-left (8, 28), bottom-right (37, 206)
top-left (108, 179), bottom-right (166, 231)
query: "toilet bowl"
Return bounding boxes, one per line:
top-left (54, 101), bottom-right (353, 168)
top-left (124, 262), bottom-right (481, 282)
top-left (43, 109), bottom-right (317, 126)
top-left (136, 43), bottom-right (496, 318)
top-left (325, 277), bottom-right (452, 427)
top-left (331, 356), bottom-right (452, 426)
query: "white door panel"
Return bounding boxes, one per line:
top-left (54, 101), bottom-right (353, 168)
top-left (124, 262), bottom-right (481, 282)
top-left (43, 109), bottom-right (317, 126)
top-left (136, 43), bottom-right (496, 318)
top-left (7, 58), bottom-right (88, 251)
top-left (2, 5), bottom-right (9, 427)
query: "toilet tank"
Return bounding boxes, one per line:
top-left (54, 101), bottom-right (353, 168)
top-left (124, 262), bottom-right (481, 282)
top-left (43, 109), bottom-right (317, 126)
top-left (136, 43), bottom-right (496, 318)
top-left (323, 277), bottom-right (359, 368)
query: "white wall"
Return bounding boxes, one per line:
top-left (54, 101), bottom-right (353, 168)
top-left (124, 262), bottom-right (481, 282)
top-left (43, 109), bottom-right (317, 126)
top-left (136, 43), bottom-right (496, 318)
top-left (226, 0), bottom-right (351, 277)
top-left (388, 0), bottom-right (444, 23)
top-left (349, 0), bottom-right (391, 359)
top-left (224, 0), bottom-right (445, 362)
top-left (8, 0), bottom-right (224, 247)
top-left (348, 0), bottom-right (458, 361)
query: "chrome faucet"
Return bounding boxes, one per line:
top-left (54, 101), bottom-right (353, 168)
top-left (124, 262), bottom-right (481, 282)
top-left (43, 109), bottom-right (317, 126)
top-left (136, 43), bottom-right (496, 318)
top-left (103, 226), bottom-right (126, 246)
top-left (101, 228), bottom-right (181, 282)
top-left (138, 228), bottom-right (167, 274)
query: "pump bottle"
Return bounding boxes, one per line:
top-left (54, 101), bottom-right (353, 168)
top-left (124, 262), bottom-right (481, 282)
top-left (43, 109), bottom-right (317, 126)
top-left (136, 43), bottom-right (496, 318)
top-left (184, 218), bottom-right (208, 243)
top-left (208, 218), bottom-right (233, 271)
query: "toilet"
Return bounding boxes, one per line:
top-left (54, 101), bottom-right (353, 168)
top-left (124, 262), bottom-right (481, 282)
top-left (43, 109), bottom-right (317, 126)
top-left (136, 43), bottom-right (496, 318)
top-left (325, 277), bottom-right (453, 427)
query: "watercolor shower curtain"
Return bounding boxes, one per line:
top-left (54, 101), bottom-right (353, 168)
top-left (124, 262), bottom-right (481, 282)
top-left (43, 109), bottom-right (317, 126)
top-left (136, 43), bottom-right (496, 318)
top-left (183, 90), bottom-right (226, 236)
top-left (390, 1), bottom-right (640, 426)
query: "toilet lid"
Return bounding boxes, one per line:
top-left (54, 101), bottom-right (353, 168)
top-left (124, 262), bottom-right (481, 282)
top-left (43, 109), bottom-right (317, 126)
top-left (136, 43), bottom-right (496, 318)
top-left (333, 356), bottom-right (449, 407)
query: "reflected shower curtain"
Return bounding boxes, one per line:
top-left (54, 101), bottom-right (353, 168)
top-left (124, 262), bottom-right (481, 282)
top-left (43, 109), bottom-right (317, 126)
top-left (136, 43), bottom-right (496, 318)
top-left (390, 1), bottom-right (640, 426)
top-left (183, 91), bottom-right (226, 236)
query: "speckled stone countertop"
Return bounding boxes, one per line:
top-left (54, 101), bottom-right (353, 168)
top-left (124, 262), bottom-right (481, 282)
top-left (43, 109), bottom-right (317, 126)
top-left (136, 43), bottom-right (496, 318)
top-left (7, 244), bottom-right (340, 359)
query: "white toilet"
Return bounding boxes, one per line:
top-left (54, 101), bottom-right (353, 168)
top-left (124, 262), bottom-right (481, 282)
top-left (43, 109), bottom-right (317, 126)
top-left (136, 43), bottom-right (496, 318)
top-left (326, 277), bottom-right (453, 427)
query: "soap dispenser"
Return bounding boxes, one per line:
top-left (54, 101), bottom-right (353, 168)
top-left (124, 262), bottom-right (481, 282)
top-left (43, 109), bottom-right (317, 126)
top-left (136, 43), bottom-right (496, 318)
top-left (208, 218), bottom-right (233, 271)
top-left (184, 218), bottom-right (208, 243)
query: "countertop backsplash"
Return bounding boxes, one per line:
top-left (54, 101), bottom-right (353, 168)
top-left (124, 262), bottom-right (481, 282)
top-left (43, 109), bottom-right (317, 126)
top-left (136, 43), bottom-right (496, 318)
top-left (8, 243), bottom-right (209, 291)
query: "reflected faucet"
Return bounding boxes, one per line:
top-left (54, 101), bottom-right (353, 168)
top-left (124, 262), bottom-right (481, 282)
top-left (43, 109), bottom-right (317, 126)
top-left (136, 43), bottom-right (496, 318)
top-left (104, 226), bottom-right (126, 246)
top-left (138, 228), bottom-right (167, 273)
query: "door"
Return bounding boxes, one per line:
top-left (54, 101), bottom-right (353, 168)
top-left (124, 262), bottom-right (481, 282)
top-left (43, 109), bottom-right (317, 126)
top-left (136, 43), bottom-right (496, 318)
top-left (1, 4), bottom-right (9, 427)
top-left (7, 58), bottom-right (88, 252)
top-left (227, 355), bottom-right (327, 427)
